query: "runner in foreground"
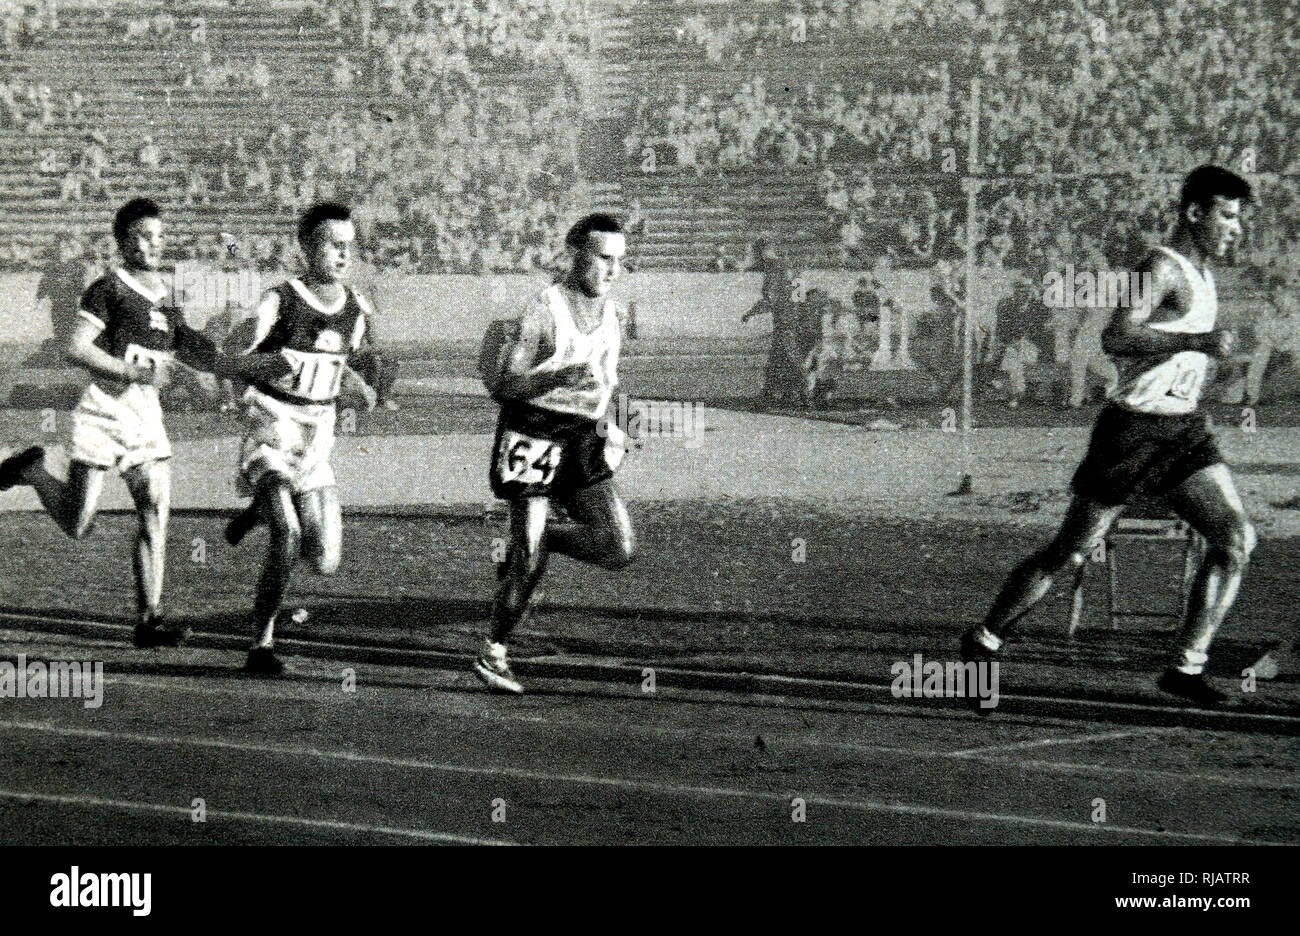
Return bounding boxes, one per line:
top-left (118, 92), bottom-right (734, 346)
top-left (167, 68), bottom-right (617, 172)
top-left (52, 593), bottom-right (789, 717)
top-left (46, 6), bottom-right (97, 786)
top-left (476, 213), bottom-right (635, 693)
top-left (962, 165), bottom-right (1254, 708)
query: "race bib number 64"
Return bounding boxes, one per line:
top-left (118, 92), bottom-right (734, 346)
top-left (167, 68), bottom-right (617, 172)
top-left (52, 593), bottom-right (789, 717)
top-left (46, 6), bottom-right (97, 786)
top-left (498, 429), bottom-right (562, 486)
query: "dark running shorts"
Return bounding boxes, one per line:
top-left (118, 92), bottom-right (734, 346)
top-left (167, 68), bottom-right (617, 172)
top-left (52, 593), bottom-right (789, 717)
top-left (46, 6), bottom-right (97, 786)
top-left (489, 403), bottom-right (616, 503)
top-left (1071, 405), bottom-right (1224, 507)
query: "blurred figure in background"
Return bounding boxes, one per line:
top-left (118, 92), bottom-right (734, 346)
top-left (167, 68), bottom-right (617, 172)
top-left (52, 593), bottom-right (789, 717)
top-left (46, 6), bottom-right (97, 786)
top-left (30, 236), bottom-right (90, 365)
top-left (742, 238), bottom-right (803, 404)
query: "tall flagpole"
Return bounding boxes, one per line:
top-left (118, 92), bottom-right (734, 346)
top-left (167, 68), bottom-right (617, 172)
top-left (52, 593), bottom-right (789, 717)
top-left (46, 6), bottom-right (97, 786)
top-left (962, 77), bottom-right (981, 437)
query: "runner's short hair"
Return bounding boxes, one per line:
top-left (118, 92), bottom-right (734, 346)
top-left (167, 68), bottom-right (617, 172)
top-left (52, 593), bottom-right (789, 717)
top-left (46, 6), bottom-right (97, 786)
top-left (1180, 165), bottom-right (1253, 211)
top-left (298, 202), bottom-right (352, 246)
top-left (565, 213), bottom-right (624, 251)
top-left (113, 198), bottom-right (161, 243)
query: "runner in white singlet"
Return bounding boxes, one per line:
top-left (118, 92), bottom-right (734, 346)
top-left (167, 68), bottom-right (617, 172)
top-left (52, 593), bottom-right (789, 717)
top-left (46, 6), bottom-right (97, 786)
top-left (474, 214), bottom-right (635, 695)
top-left (962, 165), bottom-right (1256, 708)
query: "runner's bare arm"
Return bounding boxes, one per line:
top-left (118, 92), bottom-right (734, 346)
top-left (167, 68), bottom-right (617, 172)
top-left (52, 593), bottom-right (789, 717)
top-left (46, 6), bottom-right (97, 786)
top-left (172, 323), bottom-right (220, 373)
top-left (340, 362), bottom-right (378, 410)
top-left (219, 289), bottom-right (293, 382)
top-left (65, 318), bottom-right (158, 387)
top-left (493, 296), bottom-right (589, 402)
top-left (1102, 252), bottom-right (1232, 359)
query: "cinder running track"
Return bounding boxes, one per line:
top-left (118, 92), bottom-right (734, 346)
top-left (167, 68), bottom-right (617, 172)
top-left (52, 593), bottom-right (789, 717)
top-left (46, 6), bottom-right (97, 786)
top-left (0, 397), bottom-right (1295, 844)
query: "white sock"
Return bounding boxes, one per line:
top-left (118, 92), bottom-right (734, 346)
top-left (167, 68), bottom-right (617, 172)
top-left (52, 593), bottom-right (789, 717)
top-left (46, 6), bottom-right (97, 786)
top-left (1174, 649), bottom-right (1208, 676)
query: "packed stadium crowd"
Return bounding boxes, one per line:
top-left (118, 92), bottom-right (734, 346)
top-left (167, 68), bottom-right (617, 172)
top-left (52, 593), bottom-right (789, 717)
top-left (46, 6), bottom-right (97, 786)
top-left (0, 1), bottom-right (1293, 275)
top-left (0, 0), bottom-right (595, 273)
top-left (627, 0), bottom-right (1296, 271)
top-left (0, 1), bottom-right (58, 49)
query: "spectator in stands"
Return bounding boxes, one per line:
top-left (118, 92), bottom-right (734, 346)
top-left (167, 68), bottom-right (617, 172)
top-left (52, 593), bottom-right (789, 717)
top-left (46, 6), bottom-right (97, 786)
top-left (153, 11), bottom-right (177, 40)
top-left (137, 136), bottom-right (162, 169)
top-left (332, 55), bottom-right (354, 90)
top-left (1066, 304), bottom-right (1119, 409)
top-left (17, 3), bottom-right (47, 48)
top-left (625, 197), bottom-right (646, 235)
top-left (802, 288), bottom-right (854, 406)
top-left (58, 168), bottom-right (83, 202)
top-left (125, 15), bottom-right (150, 41)
top-left (274, 165), bottom-right (296, 211)
top-left (850, 283), bottom-right (881, 348)
top-left (0, 79), bottom-right (18, 126)
top-left (245, 155), bottom-right (272, 197)
top-left (185, 164), bottom-right (210, 205)
top-left (64, 88), bottom-right (83, 121)
top-left (35, 84), bottom-right (51, 127)
top-left (251, 56), bottom-right (271, 98)
top-left (1238, 273), bottom-right (1300, 406)
top-left (75, 131), bottom-right (112, 199)
top-left (997, 326), bottom-right (1041, 409)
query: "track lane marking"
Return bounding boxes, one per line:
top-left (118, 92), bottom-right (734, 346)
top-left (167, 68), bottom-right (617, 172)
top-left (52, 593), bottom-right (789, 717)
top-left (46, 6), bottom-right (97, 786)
top-left (5, 616), bottom-right (1298, 728)
top-left (0, 787), bottom-right (514, 845)
top-left (91, 676), bottom-right (1300, 791)
top-left (0, 719), bottom-right (1280, 845)
top-left (944, 728), bottom-right (1171, 758)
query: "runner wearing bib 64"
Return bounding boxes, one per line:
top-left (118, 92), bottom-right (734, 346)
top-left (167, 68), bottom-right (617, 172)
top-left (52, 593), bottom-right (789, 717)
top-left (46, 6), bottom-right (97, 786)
top-left (475, 213), bottom-right (635, 694)
top-left (962, 165), bottom-right (1255, 708)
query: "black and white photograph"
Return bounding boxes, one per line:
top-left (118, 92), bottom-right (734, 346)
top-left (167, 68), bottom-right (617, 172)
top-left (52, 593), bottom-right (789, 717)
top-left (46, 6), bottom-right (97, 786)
top-left (0, 0), bottom-right (1293, 910)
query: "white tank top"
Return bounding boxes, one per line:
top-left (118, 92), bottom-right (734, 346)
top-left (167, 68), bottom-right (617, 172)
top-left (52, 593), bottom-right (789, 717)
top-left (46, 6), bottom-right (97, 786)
top-left (529, 284), bottom-right (621, 421)
top-left (1113, 245), bottom-right (1216, 416)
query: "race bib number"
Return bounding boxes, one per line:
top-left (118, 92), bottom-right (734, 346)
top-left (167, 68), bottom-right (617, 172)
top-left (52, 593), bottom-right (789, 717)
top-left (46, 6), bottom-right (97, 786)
top-left (124, 343), bottom-right (171, 370)
top-left (497, 429), bottom-right (563, 487)
top-left (1165, 359), bottom-right (1206, 402)
top-left (282, 349), bottom-right (345, 401)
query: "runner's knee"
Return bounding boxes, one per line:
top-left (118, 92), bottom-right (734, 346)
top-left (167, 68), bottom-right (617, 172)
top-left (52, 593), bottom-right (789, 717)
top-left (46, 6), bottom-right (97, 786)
top-left (134, 510), bottom-right (163, 541)
top-left (267, 519), bottom-right (301, 563)
top-left (597, 528), bottom-right (636, 570)
top-left (513, 541), bottom-right (546, 579)
top-left (1041, 538), bottom-right (1090, 573)
top-left (1212, 517), bottom-right (1254, 569)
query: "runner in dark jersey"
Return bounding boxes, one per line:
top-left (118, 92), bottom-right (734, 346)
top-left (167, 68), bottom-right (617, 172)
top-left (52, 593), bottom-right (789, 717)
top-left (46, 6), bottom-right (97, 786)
top-left (225, 202), bottom-right (378, 675)
top-left (0, 199), bottom-right (284, 647)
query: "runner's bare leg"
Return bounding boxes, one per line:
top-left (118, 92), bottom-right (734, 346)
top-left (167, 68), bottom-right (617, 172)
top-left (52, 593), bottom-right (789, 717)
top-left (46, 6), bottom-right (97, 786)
top-left (123, 459), bottom-right (171, 622)
top-left (1164, 463), bottom-right (1255, 674)
top-left (252, 477), bottom-right (301, 647)
top-left (981, 495), bottom-right (1125, 640)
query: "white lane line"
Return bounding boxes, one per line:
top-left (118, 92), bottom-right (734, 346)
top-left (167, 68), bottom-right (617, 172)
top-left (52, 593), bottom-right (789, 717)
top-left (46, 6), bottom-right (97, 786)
top-left (98, 677), bottom-right (556, 723)
top-left (0, 787), bottom-right (514, 846)
top-left (990, 756), bottom-right (1300, 789)
top-left (97, 676), bottom-right (1300, 791)
top-left (101, 676), bottom-right (925, 749)
top-left (7, 623), bottom-right (1300, 728)
top-left (944, 728), bottom-right (1170, 758)
top-left (0, 719), bottom-right (1277, 845)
